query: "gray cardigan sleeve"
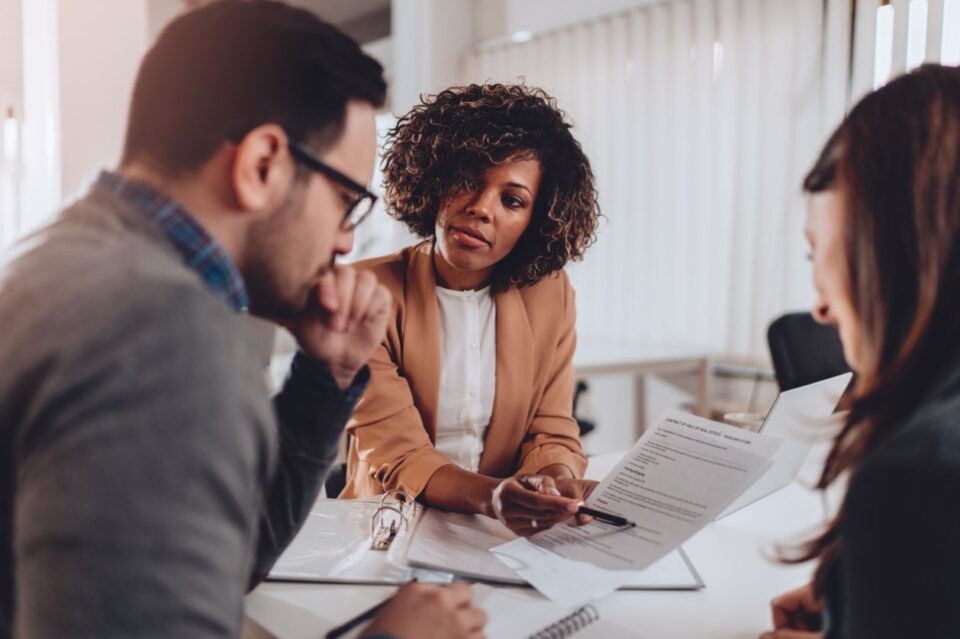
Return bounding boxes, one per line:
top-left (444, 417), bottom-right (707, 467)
top-left (12, 287), bottom-right (362, 638)
top-left (251, 352), bottom-right (368, 584)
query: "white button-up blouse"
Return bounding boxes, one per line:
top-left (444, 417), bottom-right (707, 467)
top-left (433, 285), bottom-right (497, 472)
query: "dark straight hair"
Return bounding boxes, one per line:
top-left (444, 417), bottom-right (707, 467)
top-left (789, 64), bottom-right (960, 590)
top-left (121, 0), bottom-right (386, 175)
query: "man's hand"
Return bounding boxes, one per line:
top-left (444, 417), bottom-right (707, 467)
top-left (759, 582), bottom-right (823, 639)
top-left (491, 475), bottom-right (581, 536)
top-left (285, 266), bottom-right (390, 389)
top-left (362, 582), bottom-right (487, 639)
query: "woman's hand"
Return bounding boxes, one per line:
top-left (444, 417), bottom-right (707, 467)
top-left (551, 477), bottom-right (599, 525)
top-left (491, 475), bottom-right (581, 536)
top-left (759, 583), bottom-right (824, 639)
top-left (534, 464), bottom-right (600, 525)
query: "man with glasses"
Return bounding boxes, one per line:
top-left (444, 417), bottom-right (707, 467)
top-left (288, 140), bottom-right (379, 231)
top-left (0, 2), bottom-right (485, 638)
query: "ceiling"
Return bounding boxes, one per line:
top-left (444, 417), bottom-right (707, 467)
top-left (179, 0), bottom-right (391, 43)
top-left (292, 0), bottom-right (389, 26)
top-left (290, 0), bottom-right (391, 43)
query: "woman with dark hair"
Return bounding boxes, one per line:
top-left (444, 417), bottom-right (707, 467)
top-left (761, 64), bottom-right (960, 639)
top-left (339, 84), bottom-right (601, 535)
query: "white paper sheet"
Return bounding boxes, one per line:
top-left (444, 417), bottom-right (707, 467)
top-left (405, 509), bottom-right (702, 589)
top-left (718, 372), bottom-right (851, 517)
top-left (493, 410), bottom-right (781, 604)
top-left (492, 541), bottom-right (638, 606)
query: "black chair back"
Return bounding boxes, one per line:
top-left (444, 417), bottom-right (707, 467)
top-left (767, 312), bottom-right (850, 391)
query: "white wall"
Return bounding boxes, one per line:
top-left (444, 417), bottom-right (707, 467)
top-left (0, 0), bottom-right (22, 111)
top-left (390, 0), bottom-right (474, 114)
top-left (473, 0), bottom-right (662, 42)
top-left (146, 0), bottom-right (183, 41)
top-left (1, 0), bottom-right (24, 248)
top-left (19, 0), bottom-right (61, 234)
top-left (57, 0), bottom-right (151, 199)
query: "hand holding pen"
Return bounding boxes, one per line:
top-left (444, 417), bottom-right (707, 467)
top-left (494, 471), bottom-right (634, 536)
top-left (525, 474), bottom-right (636, 529)
top-left (521, 474), bottom-right (600, 526)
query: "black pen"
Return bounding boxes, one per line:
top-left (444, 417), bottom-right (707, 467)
top-left (326, 579), bottom-right (417, 639)
top-left (577, 506), bottom-right (634, 527)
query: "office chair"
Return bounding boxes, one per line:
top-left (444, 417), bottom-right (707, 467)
top-left (573, 380), bottom-right (596, 437)
top-left (324, 450), bottom-right (349, 498)
top-left (767, 312), bottom-right (850, 391)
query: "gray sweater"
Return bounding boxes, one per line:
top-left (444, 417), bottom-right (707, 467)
top-left (0, 187), bottom-right (360, 637)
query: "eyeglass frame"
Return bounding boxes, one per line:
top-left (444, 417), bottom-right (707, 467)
top-left (287, 140), bottom-right (378, 231)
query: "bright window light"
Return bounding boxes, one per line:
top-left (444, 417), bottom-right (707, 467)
top-left (713, 41), bottom-right (724, 80)
top-left (906, 0), bottom-right (928, 71)
top-left (944, 0), bottom-right (960, 65)
top-left (2, 109), bottom-right (18, 163)
top-left (874, 4), bottom-right (895, 88)
top-left (511, 30), bottom-right (532, 44)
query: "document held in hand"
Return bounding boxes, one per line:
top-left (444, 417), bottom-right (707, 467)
top-left (493, 410), bottom-right (781, 604)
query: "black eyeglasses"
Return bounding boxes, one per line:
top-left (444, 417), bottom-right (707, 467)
top-left (288, 140), bottom-right (378, 231)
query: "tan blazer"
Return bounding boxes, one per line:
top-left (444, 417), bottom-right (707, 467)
top-left (340, 241), bottom-right (587, 499)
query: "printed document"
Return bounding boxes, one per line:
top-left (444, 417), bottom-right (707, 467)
top-left (493, 410), bottom-right (781, 604)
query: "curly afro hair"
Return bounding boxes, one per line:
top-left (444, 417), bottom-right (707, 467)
top-left (381, 83), bottom-right (600, 289)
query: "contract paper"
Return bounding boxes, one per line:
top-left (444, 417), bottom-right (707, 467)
top-left (493, 410), bottom-right (781, 604)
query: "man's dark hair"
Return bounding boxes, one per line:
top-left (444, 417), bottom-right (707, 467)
top-left (121, 0), bottom-right (386, 174)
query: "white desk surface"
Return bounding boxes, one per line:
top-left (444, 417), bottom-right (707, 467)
top-left (248, 448), bottom-right (828, 639)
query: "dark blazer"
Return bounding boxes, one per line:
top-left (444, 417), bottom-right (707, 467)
top-left (822, 360), bottom-right (960, 638)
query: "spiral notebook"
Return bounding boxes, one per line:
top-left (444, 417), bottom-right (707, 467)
top-left (473, 585), bottom-right (644, 639)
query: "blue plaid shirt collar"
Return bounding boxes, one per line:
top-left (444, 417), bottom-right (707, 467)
top-left (96, 171), bottom-right (249, 311)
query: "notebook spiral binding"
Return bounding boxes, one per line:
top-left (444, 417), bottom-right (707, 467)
top-left (528, 604), bottom-right (600, 639)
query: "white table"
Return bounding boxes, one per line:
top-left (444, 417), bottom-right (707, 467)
top-left (247, 449), bottom-right (827, 639)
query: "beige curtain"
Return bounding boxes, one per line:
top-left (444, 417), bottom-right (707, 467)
top-left (462, 0), bottom-right (959, 359)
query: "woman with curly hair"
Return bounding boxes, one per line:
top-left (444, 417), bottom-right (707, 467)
top-left (339, 84), bottom-right (601, 536)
